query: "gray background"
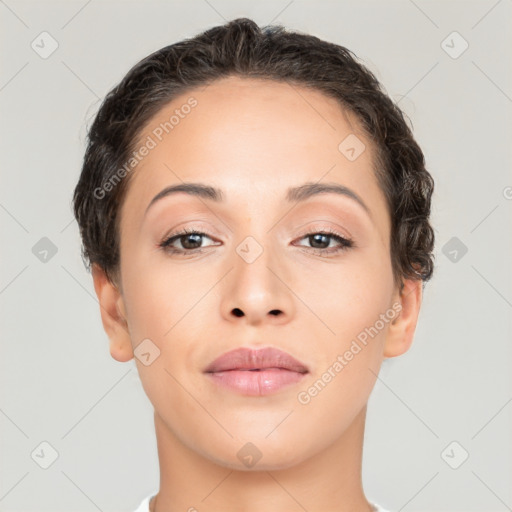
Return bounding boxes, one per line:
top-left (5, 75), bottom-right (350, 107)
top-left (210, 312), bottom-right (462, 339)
top-left (1, 1), bottom-right (511, 511)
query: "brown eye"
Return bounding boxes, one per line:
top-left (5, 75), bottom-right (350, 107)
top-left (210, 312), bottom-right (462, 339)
top-left (309, 233), bottom-right (331, 249)
top-left (160, 229), bottom-right (217, 254)
top-left (295, 230), bottom-right (353, 254)
top-left (176, 232), bottom-right (203, 250)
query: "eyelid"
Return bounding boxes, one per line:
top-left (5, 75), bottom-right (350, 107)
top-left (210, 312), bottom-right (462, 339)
top-left (293, 220), bottom-right (353, 240)
top-left (161, 222), bottom-right (352, 244)
top-left (160, 227), bottom-right (218, 247)
top-left (160, 222), bottom-right (221, 241)
top-left (158, 222), bottom-right (355, 258)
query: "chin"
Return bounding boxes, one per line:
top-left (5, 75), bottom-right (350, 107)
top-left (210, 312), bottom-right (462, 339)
top-left (202, 437), bottom-right (313, 472)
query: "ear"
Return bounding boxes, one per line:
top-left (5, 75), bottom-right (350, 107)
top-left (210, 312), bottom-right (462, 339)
top-left (91, 264), bottom-right (134, 362)
top-left (383, 278), bottom-right (423, 358)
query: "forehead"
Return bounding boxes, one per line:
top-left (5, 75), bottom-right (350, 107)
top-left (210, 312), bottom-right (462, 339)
top-left (120, 76), bottom-right (388, 233)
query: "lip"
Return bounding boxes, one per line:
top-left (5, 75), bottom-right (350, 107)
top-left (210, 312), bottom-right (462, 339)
top-left (204, 347), bottom-right (309, 396)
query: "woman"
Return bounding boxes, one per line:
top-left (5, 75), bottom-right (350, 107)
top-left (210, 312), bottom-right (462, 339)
top-left (73, 17), bottom-right (435, 512)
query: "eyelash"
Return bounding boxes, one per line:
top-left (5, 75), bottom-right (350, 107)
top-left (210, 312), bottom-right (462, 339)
top-left (158, 227), bottom-right (354, 257)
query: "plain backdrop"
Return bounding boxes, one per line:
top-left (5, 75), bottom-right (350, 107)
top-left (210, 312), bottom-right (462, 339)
top-left (1, 1), bottom-right (511, 511)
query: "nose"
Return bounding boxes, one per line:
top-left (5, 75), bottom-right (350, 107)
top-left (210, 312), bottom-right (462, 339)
top-left (220, 239), bottom-right (295, 326)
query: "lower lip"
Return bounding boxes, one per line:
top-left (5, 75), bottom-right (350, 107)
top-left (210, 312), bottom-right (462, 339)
top-left (206, 368), bottom-right (307, 396)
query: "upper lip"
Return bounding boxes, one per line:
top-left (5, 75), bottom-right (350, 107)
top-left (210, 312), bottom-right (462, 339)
top-left (204, 347), bottom-right (309, 374)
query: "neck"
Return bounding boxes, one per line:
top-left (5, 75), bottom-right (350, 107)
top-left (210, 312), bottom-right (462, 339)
top-left (151, 406), bottom-right (373, 512)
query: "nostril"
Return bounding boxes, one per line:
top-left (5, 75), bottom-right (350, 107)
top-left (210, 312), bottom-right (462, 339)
top-left (232, 308), bottom-right (244, 317)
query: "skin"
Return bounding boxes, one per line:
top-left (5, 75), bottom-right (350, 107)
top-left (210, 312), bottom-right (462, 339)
top-left (92, 76), bottom-right (422, 512)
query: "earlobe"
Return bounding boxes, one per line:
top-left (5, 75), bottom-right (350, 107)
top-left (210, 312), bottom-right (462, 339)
top-left (383, 278), bottom-right (423, 359)
top-left (91, 264), bottom-right (134, 362)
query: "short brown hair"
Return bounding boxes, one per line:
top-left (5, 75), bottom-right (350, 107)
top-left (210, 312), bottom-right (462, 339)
top-left (73, 17), bottom-right (435, 289)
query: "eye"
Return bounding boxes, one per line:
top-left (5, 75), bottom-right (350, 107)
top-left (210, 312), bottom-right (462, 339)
top-left (159, 228), bottom-right (218, 254)
top-left (294, 229), bottom-right (353, 255)
top-left (158, 227), bottom-right (354, 257)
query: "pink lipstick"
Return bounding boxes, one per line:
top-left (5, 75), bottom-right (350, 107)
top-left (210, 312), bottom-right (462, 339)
top-left (204, 347), bottom-right (309, 396)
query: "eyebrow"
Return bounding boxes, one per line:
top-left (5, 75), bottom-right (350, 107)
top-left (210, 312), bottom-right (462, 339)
top-left (144, 181), bottom-right (371, 218)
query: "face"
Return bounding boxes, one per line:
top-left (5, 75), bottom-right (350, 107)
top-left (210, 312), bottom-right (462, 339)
top-left (101, 76), bottom-right (416, 471)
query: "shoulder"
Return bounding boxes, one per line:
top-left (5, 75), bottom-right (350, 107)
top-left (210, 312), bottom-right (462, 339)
top-left (133, 493), bottom-right (155, 512)
top-left (371, 503), bottom-right (392, 512)
top-left (133, 495), bottom-right (389, 512)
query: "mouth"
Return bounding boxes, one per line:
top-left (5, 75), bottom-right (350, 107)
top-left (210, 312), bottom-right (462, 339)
top-left (204, 347), bottom-right (309, 396)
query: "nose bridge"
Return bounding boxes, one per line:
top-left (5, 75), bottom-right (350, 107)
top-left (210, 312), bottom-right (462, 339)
top-left (233, 230), bottom-right (279, 298)
top-left (220, 218), bottom-right (294, 323)
top-left (231, 195), bottom-right (279, 279)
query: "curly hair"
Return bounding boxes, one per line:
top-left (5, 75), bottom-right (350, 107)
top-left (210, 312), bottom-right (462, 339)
top-left (73, 17), bottom-right (435, 290)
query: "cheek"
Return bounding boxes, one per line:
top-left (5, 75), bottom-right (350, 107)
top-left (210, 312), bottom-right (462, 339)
top-left (296, 252), bottom-right (393, 342)
top-left (293, 271), bottom-right (392, 429)
top-left (120, 248), bottom-right (188, 341)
